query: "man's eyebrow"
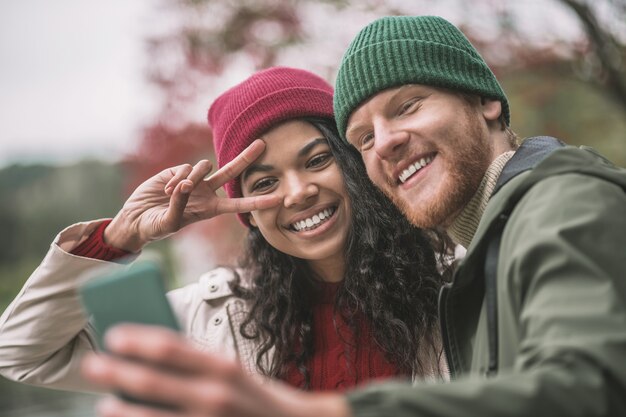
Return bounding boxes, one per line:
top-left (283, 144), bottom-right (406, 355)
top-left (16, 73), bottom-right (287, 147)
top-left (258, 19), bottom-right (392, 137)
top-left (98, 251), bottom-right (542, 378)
top-left (346, 85), bottom-right (427, 140)
top-left (298, 137), bottom-right (328, 158)
top-left (345, 122), bottom-right (365, 143)
top-left (387, 84), bottom-right (420, 104)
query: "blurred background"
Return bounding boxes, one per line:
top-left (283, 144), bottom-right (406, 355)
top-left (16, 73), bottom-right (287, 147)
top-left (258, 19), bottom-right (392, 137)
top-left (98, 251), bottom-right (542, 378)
top-left (1, 0), bottom-right (625, 415)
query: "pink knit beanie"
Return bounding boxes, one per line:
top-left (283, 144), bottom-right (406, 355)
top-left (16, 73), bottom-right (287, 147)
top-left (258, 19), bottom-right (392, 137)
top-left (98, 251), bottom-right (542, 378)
top-left (208, 66), bottom-right (334, 225)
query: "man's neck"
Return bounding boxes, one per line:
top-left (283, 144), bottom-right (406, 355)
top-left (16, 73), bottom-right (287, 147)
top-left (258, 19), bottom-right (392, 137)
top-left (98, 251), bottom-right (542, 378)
top-left (447, 150), bottom-right (515, 248)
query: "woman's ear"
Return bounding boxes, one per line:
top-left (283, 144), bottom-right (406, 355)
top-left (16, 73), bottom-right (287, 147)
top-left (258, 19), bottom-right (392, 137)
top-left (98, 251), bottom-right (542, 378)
top-left (480, 98), bottom-right (502, 122)
top-left (248, 214), bottom-right (257, 228)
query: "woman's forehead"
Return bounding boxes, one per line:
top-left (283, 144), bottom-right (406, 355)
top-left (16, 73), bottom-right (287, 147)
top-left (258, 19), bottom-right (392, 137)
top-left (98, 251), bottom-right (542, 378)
top-left (256, 121), bottom-right (327, 159)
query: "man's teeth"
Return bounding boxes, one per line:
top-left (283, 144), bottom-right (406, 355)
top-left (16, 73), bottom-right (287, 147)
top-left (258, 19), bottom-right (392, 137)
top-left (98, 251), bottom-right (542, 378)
top-left (292, 207), bottom-right (335, 232)
top-left (398, 156), bottom-right (433, 184)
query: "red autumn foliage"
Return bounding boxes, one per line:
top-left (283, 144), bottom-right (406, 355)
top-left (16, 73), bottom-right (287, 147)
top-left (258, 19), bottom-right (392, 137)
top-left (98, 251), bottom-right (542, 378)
top-left (123, 122), bottom-right (214, 194)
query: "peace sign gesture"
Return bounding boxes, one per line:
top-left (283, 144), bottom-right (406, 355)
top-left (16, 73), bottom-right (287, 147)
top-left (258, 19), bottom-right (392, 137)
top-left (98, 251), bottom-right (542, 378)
top-left (104, 140), bottom-right (280, 252)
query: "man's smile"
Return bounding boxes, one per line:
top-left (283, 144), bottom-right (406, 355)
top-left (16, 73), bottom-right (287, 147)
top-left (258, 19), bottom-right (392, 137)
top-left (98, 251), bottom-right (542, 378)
top-left (398, 153), bottom-right (436, 184)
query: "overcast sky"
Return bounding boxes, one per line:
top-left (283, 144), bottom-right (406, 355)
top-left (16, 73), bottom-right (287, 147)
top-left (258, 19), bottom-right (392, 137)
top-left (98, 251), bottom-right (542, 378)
top-left (0, 0), bottom-right (589, 169)
top-left (0, 0), bottom-right (161, 167)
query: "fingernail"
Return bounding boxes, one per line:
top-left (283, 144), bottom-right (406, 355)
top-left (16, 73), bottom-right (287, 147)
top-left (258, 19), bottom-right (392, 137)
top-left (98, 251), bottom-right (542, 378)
top-left (104, 326), bottom-right (128, 351)
top-left (164, 186), bottom-right (173, 195)
top-left (83, 355), bottom-right (107, 377)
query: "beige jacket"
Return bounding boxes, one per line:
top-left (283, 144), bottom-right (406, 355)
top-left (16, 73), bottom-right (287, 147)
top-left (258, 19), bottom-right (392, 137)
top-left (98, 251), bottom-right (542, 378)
top-left (0, 220), bottom-right (447, 393)
top-left (0, 220), bottom-right (262, 392)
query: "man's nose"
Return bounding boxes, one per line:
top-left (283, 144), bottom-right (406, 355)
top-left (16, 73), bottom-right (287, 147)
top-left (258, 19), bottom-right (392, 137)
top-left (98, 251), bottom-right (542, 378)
top-left (373, 120), bottom-right (409, 160)
top-left (283, 174), bottom-right (319, 208)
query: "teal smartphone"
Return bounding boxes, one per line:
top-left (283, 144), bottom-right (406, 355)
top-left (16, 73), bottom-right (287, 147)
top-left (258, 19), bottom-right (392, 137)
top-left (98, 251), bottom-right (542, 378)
top-left (79, 261), bottom-right (180, 347)
top-left (79, 261), bottom-right (180, 409)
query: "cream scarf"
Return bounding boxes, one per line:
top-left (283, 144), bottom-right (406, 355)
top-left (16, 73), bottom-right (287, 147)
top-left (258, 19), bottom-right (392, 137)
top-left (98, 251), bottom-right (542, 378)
top-left (447, 151), bottom-right (515, 248)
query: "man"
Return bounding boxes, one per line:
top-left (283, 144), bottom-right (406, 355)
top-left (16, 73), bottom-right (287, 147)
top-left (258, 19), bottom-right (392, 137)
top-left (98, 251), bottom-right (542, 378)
top-left (82, 15), bottom-right (626, 417)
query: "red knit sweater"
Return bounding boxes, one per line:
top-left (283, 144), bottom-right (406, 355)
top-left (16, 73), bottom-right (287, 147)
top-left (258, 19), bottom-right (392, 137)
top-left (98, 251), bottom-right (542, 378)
top-left (281, 282), bottom-right (405, 391)
top-left (71, 221), bottom-right (405, 391)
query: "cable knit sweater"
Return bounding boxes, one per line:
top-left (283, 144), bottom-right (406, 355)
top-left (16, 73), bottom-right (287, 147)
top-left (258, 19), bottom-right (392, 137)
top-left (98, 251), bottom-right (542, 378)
top-left (447, 151), bottom-right (515, 248)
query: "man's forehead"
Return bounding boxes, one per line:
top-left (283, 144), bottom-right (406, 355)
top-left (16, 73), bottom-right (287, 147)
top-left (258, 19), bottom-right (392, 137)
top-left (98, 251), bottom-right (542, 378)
top-left (353, 84), bottom-right (431, 114)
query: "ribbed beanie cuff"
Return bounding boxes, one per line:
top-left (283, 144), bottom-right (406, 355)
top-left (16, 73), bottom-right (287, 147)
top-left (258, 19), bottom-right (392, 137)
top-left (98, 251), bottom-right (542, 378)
top-left (334, 16), bottom-right (510, 141)
top-left (208, 66), bottom-right (334, 226)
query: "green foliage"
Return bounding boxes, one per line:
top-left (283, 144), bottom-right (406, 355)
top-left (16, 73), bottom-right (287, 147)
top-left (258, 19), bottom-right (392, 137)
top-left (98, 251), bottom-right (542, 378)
top-left (0, 161), bottom-right (125, 311)
top-left (0, 160), bottom-right (180, 415)
top-left (0, 160), bottom-right (182, 313)
top-left (504, 68), bottom-right (626, 167)
top-left (0, 161), bottom-right (124, 263)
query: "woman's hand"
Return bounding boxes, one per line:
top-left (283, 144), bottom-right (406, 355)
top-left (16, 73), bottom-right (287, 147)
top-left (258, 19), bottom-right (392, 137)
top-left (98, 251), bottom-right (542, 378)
top-left (104, 140), bottom-right (280, 252)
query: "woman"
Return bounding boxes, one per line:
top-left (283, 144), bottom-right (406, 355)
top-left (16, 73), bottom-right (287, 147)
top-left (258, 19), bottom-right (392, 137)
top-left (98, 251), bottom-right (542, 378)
top-left (0, 67), bottom-right (445, 392)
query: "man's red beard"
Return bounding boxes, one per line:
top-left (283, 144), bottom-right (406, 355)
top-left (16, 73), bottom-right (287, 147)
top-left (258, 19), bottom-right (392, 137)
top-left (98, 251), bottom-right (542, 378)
top-left (381, 108), bottom-right (493, 230)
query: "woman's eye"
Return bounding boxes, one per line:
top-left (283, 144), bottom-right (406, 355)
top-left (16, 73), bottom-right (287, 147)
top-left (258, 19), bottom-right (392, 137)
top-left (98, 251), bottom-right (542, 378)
top-left (251, 178), bottom-right (276, 192)
top-left (307, 153), bottom-right (332, 168)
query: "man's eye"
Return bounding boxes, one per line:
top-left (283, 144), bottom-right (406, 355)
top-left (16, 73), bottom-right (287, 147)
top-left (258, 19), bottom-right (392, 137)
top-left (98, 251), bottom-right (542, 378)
top-left (306, 153), bottom-right (332, 168)
top-left (398, 98), bottom-right (420, 116)
top-left (251, 178), bottom-right (276, 192)
top-left (360, 132), bottom-right (374, 151)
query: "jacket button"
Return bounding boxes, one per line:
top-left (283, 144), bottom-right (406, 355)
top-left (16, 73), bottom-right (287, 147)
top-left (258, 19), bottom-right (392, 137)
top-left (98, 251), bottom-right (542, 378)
top-left (209, 284), bottom-right (219, 292)
top-left (213, 316), bottom-right (223, 325)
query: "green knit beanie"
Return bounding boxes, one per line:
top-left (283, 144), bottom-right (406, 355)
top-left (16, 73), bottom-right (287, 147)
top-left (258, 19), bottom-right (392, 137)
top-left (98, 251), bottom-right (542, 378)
top-left (334, 15), bottom-right (510, 141)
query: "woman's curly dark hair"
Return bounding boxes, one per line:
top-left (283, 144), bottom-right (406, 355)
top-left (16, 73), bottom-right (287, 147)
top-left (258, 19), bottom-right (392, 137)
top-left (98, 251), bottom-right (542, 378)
top-left (231, 117), bottom-right (445, 388)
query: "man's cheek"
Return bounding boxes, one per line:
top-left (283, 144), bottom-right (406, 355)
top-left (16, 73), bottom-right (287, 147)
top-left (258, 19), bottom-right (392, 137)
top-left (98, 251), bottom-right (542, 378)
top-left (364, 161), bottom-right (385, 188)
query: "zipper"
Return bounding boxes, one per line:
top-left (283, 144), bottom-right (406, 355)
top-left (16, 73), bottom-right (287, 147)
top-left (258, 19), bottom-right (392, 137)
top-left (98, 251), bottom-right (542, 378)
top-left (438, 283), bottom-right (455, 377)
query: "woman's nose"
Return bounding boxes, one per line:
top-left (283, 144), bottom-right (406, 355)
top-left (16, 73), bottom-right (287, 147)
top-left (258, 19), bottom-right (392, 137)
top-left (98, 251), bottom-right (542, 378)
top-left (283, 174), bottom-right (319, 208)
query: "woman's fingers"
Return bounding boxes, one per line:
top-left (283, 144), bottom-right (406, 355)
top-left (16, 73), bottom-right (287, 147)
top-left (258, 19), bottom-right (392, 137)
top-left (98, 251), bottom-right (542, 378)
top-left (205, 140), bottom-right (266, 190)
top-left (160, 180), bottom-right (191, 231)
top-left (159, 160), bottom-right (213, 228)
top-left (164, 160), bottom-right (212, 195)
top-left (215, 194), bottom-right (281, 215)
top-left (163, 164), bottom-right (194, 196)
top-left (186, 160), bottom-right (214, 187)
top-left (159, 148), bottom-right (277, 223)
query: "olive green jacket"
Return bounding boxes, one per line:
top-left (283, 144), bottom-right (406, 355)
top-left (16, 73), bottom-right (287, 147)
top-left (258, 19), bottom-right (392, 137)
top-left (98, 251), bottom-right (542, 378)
top-left (349, 142), bottom-right (626, 416)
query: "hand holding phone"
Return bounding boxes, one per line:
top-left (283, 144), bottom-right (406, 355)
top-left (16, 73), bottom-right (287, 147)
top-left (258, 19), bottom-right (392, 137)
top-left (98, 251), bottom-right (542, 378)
top-left (79, 261), bottom-right (181, 409)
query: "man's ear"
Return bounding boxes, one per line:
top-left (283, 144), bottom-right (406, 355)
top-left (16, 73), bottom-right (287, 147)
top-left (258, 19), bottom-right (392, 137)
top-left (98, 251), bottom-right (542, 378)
top-left (481, 98), bottom-right (502, 122)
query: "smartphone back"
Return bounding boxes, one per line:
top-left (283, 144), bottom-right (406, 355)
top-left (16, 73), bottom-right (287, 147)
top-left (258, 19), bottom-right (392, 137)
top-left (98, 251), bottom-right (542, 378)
top-left (80, 261), bottom-right (180, 349)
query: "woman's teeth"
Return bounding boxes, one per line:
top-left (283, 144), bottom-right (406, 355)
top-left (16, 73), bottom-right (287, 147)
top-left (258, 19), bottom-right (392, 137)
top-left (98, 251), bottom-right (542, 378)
top-left (398, 155), bottom-right (433, 184)
top-left (291, 207), bottom-right (336, 232)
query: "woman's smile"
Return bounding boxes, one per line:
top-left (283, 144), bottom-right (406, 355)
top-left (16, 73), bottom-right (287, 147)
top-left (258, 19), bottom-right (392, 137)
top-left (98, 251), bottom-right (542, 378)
top-left (242, 119), bottom-right (351, 279)
top-left (288, 205), bottom-right (337, 232)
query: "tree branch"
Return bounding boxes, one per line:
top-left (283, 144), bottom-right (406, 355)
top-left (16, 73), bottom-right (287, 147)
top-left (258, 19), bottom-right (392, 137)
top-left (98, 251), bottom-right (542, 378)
top-left (559, 0), bottom-right (626, 111)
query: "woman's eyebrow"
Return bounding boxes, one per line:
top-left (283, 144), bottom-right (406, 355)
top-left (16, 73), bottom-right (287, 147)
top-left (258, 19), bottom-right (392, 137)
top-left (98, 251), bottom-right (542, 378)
top-left (297, 137), bottom-right (328, 158)
top-left (241, 163), bottom-right (273, 182)
top-left (242, 137), bottom-right (328, 182)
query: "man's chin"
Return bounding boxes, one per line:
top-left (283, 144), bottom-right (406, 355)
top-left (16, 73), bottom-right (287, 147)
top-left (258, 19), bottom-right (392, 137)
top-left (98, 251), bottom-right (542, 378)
top-left (387, 194), bottom-right (435, 228)
top-left (402, 205), bottom-right (451, 229)
top-left (387, 187), bottom-right (465, 229)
